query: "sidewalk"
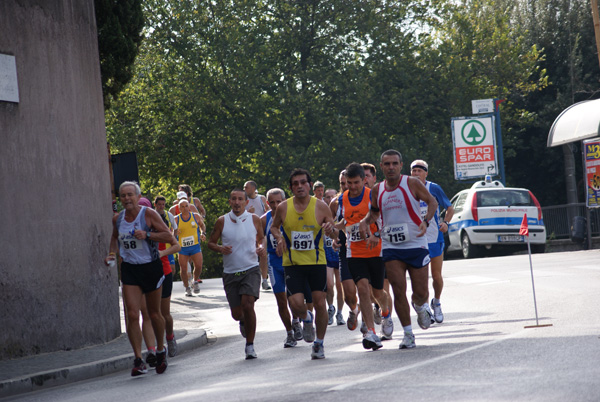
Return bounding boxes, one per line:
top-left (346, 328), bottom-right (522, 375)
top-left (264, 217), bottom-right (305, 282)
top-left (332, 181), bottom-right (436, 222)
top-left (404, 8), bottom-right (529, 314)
top-left (0, 285), bottom-right (209, 399)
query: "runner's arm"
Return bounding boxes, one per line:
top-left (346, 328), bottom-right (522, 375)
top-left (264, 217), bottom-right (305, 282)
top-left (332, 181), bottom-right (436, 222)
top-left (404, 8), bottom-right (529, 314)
top-left (207, 216), bottom-right (231, 254)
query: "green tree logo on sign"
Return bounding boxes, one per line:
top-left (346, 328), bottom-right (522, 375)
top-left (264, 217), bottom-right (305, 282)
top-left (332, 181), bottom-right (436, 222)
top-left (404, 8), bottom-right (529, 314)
top-left (461, 120), bottom-right (486, 145)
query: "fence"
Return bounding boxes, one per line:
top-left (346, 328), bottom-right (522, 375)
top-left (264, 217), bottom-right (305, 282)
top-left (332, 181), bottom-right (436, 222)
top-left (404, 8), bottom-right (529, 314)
top-left (541, 203), bottom-right (600, 239)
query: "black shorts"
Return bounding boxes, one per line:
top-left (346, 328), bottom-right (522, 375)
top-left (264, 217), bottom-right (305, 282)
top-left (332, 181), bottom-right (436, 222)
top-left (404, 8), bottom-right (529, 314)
top-left (347, 257), bottom-right (385, 290)
top-left (339, 249), bottom-right (353, 281)
top-left (285, 264), bottom-right (327, 297)
top-left (121, 259), bottom-right (165, 294)
top-left (161, 272), bottom-right (173, 299)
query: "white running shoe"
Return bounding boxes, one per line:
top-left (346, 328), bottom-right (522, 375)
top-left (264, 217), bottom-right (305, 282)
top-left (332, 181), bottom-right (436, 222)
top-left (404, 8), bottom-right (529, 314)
top-left (431, 298), bottom-right (444, 323)
top-left (399, 332), bottom-right (416, 349)
top-left (336, 312), bottom-right (346, 325)
top-left (185, 287), bottom-right (193, 297)
top-left (193, 280), bottom-right (201, 294)
top-left (381, 314), bottom-right (394, 338)
top-left (167, 336), bottom-right (177, 357)
top-left (328, 305), bottom-right (336, 325)
top-left (261, 278), bottom-right (271, 290)
top-left (302, 311), bottom-right (315, 343)
top-left (292, 321), bottom-right (303, 341)
top-left (311, 342), bottom-right (325, 359)
top-left (362, 332), bottom-right (383, 351)
top-left (245, 344), bottom-right (257, 359)
top-left (360, 321), bottom-right (368, 335)
top-left (412, 302), bottom-right (432, 330)
top-left (284, 332), bottom-right (297, 348)
top-left (347, 309), bottom-right (359, 331)
top-left (373, 305), bottom-right (382, 325)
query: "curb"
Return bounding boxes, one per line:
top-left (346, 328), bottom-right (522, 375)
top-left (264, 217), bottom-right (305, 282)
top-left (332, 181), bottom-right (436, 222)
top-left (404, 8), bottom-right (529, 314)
top-left (0, 329), bottom-right (207, 399)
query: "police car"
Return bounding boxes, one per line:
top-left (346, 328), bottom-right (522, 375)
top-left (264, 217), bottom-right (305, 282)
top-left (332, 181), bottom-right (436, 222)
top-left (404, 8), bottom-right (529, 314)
top-left (445, 177), bottom-right (546, 258)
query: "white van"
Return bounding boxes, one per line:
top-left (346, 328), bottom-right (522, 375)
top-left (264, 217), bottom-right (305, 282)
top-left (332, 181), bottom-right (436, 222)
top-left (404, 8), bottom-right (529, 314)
top-left (445, 179), bottom-right (546, 258)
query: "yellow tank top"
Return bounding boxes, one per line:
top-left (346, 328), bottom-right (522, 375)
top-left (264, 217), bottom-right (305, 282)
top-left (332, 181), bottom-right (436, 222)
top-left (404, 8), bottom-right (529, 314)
top-left (282, 197), bottom-right (325, 266)
top-left (177, 213), bottom-right (201, 247)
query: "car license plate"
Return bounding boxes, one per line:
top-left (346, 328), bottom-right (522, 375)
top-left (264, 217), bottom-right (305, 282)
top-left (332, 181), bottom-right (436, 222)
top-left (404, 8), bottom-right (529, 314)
top-left (498, 235), bottom-right (524, 242)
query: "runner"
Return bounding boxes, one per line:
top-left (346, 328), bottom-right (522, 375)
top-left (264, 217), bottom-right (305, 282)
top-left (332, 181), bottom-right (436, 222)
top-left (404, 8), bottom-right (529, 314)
top-left (244, 180), bottom-right (271, 290)
top-left (175, 199), bottom-right (206, 296)
top-left (261, 188), bottom-right (297, 348)
top-left (337, 163), bottom-right (392, 351)
top-left (105, 181), bottom-right (179, 376)
top-left (179, 184), bottom-right (206, 217)
top-left (207, 188), bottom-right (266, 359)
top-left (410, 159), bottom-right (454, 323)
top-left (323, 188), bottom-right (345, 326)
top-left (312, 181), bottom-right (325, 200)
top-left (359, 150), bottom-right (438, 349)
top-left (270, 168), bottom-right (337, 359)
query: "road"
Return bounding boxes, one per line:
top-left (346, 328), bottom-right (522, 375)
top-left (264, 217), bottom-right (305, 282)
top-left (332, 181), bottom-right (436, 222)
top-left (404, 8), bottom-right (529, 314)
top-left (9, 250), bottom-right (600, 402)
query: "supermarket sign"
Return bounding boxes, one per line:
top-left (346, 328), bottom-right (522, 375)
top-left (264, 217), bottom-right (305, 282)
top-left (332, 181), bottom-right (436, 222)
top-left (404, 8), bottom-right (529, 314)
top-left (584, 138), bottom-right (600, 208)
top-left (451, 115), bottom-right (498, 180)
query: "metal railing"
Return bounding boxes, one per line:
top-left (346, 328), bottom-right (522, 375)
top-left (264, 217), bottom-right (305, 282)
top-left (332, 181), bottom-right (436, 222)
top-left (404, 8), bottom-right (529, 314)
top-left (541, 203), bottom-right (600, 239)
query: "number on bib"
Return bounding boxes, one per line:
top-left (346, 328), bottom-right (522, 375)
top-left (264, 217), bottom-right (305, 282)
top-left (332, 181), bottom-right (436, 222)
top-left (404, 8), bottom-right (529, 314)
top-left (290, 231), bottom-right (315, 251)
top-left (346, 223), bottom-right (362, 242)
top-left (383, 223), bottom-right (410, 244)
top-left (182, 236), bottom-right (195, 247)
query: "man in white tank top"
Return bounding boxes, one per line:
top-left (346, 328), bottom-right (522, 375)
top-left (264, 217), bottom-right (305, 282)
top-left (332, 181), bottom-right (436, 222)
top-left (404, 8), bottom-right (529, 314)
top-left (358, 150), bottom-right (438, 350)
top-left (208, 188), bottom-right (266, 360)
top-left (244, 180), bottom-right (271, 291)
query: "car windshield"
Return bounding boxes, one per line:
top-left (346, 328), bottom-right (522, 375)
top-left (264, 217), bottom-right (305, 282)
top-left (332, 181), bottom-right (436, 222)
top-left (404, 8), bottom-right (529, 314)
top-left (476, 190), bottom-right (532, 207)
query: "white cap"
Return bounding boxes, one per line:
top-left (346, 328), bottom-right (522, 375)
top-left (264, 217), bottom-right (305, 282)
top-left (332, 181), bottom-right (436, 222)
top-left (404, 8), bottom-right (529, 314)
top-left (177, 191), bottom-right (188, 200)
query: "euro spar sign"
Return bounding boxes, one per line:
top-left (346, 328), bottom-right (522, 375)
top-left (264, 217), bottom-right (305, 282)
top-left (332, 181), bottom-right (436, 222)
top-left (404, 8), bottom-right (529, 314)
top-left (451, 115), bottom-right (498, 180)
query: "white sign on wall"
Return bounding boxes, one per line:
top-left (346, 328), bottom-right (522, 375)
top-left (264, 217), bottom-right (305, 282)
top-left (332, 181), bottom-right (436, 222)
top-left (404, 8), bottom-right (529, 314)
top-left (0, 54), bottom-right (19, 103)
top-left (451, 115), bottom-right (498, 180)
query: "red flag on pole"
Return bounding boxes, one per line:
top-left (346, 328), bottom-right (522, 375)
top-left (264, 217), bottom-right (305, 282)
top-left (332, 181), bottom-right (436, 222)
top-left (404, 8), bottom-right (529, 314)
top-left (519, 214), bottom-right (529, 236)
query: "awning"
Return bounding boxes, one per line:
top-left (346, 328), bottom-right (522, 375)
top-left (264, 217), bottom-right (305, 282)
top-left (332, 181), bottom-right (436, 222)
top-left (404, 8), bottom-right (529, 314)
top-left (547, 99), bottom-right (600, 147)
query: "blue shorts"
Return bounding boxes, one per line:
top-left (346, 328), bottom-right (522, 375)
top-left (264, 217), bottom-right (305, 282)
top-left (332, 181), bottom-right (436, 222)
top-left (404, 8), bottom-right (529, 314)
top-left (268, 259), bottom-right (287, 294)
top-left (428, 240), bottom-right (444, 259)
top-left (179, 243), bottom-right (201, 256)
top-left (168, 254), bottom-right (175, 265)
top-left (382, 248), bottom-right (430, 269)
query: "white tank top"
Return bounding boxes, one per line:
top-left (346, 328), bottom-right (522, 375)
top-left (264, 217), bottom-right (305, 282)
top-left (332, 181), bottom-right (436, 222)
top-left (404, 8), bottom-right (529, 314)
top-left (376, 176), bottom-right (427, 250)
top-left (222, 211), bottom-right (259, 273)
top-left (116, 207), bottom-right (158, 264)
top-left (419, 182), bottom-right (439, 244)
top-left (246, 195), bottom-right (266, 216)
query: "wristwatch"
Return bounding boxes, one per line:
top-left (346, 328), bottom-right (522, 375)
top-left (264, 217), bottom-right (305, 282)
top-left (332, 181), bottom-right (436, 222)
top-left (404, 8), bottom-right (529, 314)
top-left (146, 231), bottom-right (151, 239)
top-left (423, 219), bottom-right (430, 227)
top-left (373, 231), bottom-right (381, 238)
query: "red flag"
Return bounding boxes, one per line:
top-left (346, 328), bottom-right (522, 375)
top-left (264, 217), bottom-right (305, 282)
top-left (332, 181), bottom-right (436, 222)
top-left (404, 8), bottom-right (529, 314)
top-left (519, 214), bottom-right (529, 236)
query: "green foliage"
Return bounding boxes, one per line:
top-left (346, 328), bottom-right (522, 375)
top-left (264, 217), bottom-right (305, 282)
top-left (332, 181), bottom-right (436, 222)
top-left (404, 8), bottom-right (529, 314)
top-left (95, 0), bottom-right (145, 109)
top-left (106, 0), bottom-right (561, 275)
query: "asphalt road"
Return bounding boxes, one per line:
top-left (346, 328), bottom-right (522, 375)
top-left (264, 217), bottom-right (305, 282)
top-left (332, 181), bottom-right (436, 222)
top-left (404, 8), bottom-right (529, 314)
top-left (10, 250), bottom-right (600, 402)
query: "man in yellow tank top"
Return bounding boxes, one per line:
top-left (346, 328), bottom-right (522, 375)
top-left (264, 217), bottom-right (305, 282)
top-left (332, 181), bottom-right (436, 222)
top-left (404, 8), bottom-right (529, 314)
top-left (270, 168), bottom-right (337, 360)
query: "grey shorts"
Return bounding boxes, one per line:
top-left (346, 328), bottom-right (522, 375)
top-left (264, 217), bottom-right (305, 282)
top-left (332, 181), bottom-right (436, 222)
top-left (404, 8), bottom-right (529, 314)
top-left (222, 266), bottom-right (261, 308)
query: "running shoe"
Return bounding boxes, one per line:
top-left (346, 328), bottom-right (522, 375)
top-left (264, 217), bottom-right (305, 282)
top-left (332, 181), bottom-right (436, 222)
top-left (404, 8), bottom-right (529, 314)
top-left (245, 344), bottom-right (257, 359)
top-left (239, 321), bottom-right (246, 338)
top-left (311, 342), bottom-right (325, 360)
top-left (336, 311), bottom-right (346, 326)
top-left (167, 336), bottom-right (177, 357)
top-left (145, 352), bottom-right (157, 368)
top-left (302, 311), bottom-right (315, 343)
top-left (261, 278), bottom-right (271, 290)
top-left (284, 332), bottom-right (297, 348)
top-left (347, 308), bottom-right (359, 331)
top-left (328, 305), bottom-right (336, 325)
top-left (362, 332), bottom-right (383, 351)
top-left (131, 357), bottom-right (148, 376)
top-left (399, 332), bottom-right (416, 349)
top-left (292, 320), bottom-right (303, 341)
top-left (155, 349), bottom-right (168, 374)
top-left (431, 298), bottom-right (444, 323)
top-left (381, 314), bottom-right (394, 338)
top-left (193, 280), bottom-right (201, 294)
top-left (360, 321), bottom-right (368, 335)
top-left (373, 305), bottom-right (382, 325)
top-left (412, 302), bottom-right (432, 330)
top-left (185, 287), bottom-right (193, 297)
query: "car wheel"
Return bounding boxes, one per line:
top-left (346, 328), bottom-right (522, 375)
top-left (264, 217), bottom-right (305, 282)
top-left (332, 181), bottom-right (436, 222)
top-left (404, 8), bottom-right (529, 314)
top-left (461, 233), bottom-right (479, 259)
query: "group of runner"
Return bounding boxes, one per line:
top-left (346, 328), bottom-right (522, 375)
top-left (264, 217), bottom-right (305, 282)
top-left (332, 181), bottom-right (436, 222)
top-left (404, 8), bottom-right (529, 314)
top-left (105, 148), bottom-right (455, 372)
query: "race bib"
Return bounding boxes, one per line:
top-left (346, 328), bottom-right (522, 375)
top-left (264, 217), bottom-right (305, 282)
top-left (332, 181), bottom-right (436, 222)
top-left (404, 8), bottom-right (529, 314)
top-left (182, 236), bottom-right (195, 247)
top-left (291, 231), bottom-right (315, 251)
top-left (383, 223), bottom-right (410, 244)
top-left (269, 234), bottom-right (278, 249)
top-left (119, 233), bottom-right (143, 250)
top-left (346, 223), bottom-right (362, 242)
top-left (324, 236), bottom-right (333, 248)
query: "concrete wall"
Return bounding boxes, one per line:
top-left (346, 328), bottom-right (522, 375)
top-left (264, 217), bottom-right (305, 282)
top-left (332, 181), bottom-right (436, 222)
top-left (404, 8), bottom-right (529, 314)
top-left (0, 1), bottom-right (120, 359)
